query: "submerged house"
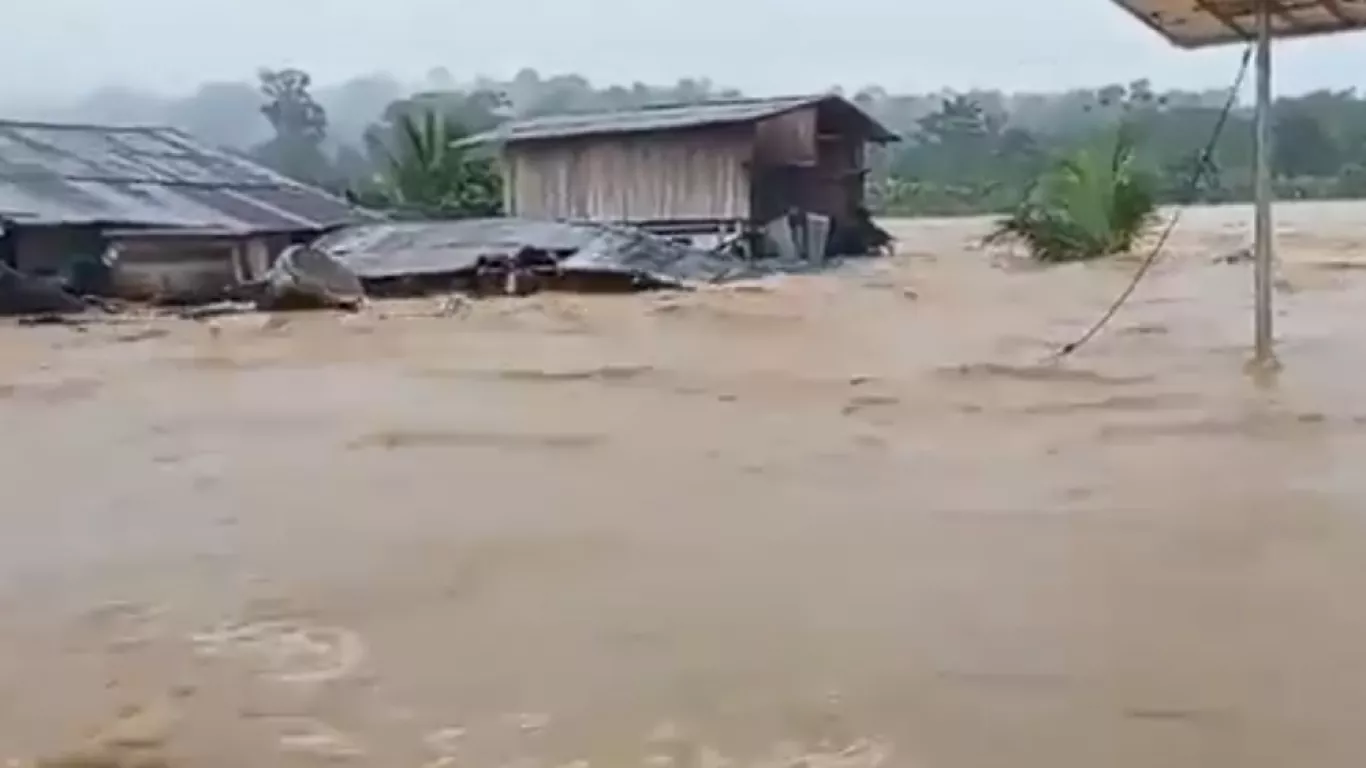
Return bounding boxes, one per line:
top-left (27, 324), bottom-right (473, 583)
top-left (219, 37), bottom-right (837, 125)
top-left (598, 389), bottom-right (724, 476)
top-left (465, 95), bottom-right (898, 237)
top-left (0, 120), bottom-right (367, 301)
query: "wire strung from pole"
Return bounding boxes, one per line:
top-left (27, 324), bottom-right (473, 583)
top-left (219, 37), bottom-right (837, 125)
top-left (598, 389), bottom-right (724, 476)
top-left (1050, 44), bottom-right (1254, 361)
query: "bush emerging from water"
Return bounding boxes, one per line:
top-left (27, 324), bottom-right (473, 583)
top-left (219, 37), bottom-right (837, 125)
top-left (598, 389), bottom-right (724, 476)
top-left (986, 129), bottom-right (1158, 263)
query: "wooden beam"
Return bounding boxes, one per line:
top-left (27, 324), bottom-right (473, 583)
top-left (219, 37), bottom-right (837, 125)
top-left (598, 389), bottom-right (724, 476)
top-left (1318, 0), bottom-right (1353, 24)
top-left (1194, 0), bottom-right (1254, 37)
top-left (1265, 0), bottom-right (1311, 29)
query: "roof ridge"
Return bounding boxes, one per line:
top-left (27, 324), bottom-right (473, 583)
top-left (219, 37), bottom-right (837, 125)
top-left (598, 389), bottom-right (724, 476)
top-left (0, 118), bottom-right (176, 134)
top-left (629, 94), bottom-right (817, 111)
top-left (516, 93), bottom-right (821, 123)
top-left (457, 92), bottom-right (896, 147)
top-left (0, 172), bottom-right (301, 189)
top-left (0, 120), bottom-right (366, 232)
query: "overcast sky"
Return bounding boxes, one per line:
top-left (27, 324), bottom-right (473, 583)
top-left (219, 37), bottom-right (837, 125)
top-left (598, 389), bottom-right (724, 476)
top-left (6, 0), bottom-right (1365, 99)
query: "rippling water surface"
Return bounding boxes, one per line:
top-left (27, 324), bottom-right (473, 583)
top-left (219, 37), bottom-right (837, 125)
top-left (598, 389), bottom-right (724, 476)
top-left (5, 203), bottom-right (1366, 768)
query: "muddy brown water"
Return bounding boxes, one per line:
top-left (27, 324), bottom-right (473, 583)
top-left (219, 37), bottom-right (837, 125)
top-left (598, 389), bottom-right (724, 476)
top-left (5, 203), bottom-right (1366, 767)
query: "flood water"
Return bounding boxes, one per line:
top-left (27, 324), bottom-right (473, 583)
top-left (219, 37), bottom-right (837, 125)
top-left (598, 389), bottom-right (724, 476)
top-left (5, 203), bottom-right (1366, 768)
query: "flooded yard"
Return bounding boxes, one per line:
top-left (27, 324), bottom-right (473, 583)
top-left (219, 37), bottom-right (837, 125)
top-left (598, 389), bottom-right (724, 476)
top-left (5, 202), bottom-right (1366, 768)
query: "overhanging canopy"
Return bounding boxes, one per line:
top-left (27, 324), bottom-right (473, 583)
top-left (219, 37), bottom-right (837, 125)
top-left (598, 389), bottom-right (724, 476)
top-left (1112, 0), bottom-right (1366, 48)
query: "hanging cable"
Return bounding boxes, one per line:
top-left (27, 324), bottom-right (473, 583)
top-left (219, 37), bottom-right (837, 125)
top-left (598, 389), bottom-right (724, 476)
top-left (1050, 44), bottom-right (1254, 360)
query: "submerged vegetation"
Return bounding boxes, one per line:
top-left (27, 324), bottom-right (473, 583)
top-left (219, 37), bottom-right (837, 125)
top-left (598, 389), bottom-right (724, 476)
top-left (986, 129), bottom-right (1158, 263)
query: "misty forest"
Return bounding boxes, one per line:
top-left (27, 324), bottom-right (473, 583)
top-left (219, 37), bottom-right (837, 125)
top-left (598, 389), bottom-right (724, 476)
top-left (26, 66), bottom-right (1366, 219)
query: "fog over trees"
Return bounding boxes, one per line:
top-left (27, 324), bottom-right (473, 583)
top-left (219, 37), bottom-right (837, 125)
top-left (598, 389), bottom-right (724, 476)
top-left (17, 66), bottom-right (1366, 216)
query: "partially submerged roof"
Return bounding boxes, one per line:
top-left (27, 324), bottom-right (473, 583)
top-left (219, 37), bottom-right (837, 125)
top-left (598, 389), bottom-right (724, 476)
top-left (313, 218), bottom-right (782, 285)
top-left (314, 219), bottom-right (608, 279)
top-left (0, 120), bottom-right (366, 232)
top-left (461, 95), bottom-right (899, 147)
top-left (1110, 0), bottom-right (1366, 48)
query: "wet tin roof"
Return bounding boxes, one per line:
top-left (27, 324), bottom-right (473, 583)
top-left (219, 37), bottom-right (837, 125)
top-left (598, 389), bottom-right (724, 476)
top-left (459, 95), bottom-right (900, 147)
top-left (0, 120), bottom-right (365, 232)
top-left (313, 217), bottom-right (764, 284)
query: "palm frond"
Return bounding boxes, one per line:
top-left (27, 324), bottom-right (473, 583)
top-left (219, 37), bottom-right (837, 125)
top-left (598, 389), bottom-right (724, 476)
top-left (364, 108), bottom-right (503, 218)
top-left (987, 129), bottom-right (1157, 263)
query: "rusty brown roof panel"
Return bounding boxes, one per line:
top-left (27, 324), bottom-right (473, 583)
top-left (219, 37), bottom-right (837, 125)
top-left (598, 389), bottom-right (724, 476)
top-left (1110, 0), bottom-right (1366, 48)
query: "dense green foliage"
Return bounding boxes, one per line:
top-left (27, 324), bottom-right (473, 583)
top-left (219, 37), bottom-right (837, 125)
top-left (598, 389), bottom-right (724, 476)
top-left (357, 110), bottom-right (502, 218)
top-left (868, 81), bottom-right (1366, 216)
top-left (35, 69), bottom-right (1366, 218)
top-left (986, 129), bottom-right (1158, 263)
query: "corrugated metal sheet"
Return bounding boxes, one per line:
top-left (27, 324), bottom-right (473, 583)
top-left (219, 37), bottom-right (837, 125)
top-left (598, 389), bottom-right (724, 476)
top-left (313, 218), bottom-right (601, 278)
top-left (505, 129), bottom-right (752, 222)
top-left (0, 120), bottom-right (365, 232)
top-left (311, 218), bottom-right (768, 285)
top-left (1110, 0), bottom-right (1366, 48)
top-left (465, 95), bottom-right (899, 146)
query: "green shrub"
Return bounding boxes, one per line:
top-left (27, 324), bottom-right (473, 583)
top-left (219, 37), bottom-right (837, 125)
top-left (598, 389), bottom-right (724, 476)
top-left (986, 129), bottom-right (1157, 263)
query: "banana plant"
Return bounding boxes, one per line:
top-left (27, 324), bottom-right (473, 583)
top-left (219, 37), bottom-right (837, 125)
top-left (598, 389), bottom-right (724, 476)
top-left (986, 126), bottom-right (1157, 263)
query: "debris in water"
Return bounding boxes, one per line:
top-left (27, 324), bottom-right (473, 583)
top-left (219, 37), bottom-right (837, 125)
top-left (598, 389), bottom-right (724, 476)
top-left (0, 263), bottom-right (87, 317)
top-left (1213, 247), bottom-right (1253, 264)
top-left (256, 244), bottom-right (365, 312)
top-left (311, 217), bottom-right (872, 300)
top-left (437, 294), bottom-right (471, 317)
top-left (176, 301), bottom-right (255, 321)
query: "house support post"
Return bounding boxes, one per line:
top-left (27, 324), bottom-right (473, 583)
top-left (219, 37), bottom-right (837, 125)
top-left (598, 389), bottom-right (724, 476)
top-left (1252, 0), bottom-right (1277, 368)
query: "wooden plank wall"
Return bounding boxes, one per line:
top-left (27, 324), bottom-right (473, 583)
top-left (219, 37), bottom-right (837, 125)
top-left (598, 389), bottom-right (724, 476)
top-left (107, 236), bottom-right (246, 301)
top-left (810, 136), bottom-right (867, 217)
top-left (504, 126), bottom-right (753, 223)
top-left (753, 109), bottom-right (817, 167)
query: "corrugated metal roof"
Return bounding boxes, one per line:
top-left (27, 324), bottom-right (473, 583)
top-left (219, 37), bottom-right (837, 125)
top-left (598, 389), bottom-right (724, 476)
top-left (0, 120), bottom-right (367, 232)
top-left (313, 217), bottom-right (864, 286)
top-left (313, 218), bottom-right (773, 284)
top-left (1110, 0), bottom-right (1366, 48)
top-left (462, 95), bottom-right (899, 146)
top-left (313, 218), bottom-right (600, 278)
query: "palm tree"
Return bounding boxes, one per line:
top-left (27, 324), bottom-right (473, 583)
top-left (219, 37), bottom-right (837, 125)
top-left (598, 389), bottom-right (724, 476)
top-left (363, 109), bottom-right (502, 219)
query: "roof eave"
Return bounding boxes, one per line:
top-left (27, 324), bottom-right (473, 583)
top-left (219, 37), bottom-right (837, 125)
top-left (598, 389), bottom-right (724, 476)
top-left (1109, 0), bottom-right (1366, 49)
top-left (1168, 20), bottom-right (1366, 48)
top-left (1108, 0), bottom-right (1224, 48)
top-left (460, 123), bottom-right (902, 148)
top-left (456, 94), bottom-right (901, 147)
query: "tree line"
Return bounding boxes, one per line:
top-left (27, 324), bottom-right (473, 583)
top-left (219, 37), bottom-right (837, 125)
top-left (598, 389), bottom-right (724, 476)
top-left (869, 82), bottom-right (1366, 216)
top-left (30, 68), bottom-right (1366, 218)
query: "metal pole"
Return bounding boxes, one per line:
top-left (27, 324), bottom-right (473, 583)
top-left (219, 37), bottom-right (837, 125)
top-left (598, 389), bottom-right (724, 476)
top-left (1252, 0), bottom-right (1276, 366)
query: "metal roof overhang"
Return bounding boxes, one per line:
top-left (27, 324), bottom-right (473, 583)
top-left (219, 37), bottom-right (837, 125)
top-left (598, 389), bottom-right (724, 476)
top-left (1111, 0), bottom-right (1366, 48)
top-left (1106, 0), bottom-right (1366, 365)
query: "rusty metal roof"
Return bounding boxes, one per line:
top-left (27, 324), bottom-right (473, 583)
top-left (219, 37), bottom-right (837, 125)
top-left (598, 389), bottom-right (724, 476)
top-left (1110, 0), bottom-right (1366, 48)
top-left (0, 120), bottom-right (365, 232)
top-left (461, 95), bottom-right (899, 146)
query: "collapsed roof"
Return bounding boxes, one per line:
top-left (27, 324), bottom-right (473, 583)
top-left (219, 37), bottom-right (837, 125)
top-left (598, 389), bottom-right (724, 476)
top-left (312, 216), bottom-right (875, 291)
top-left (312, 218), bottom-right (756, 286)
